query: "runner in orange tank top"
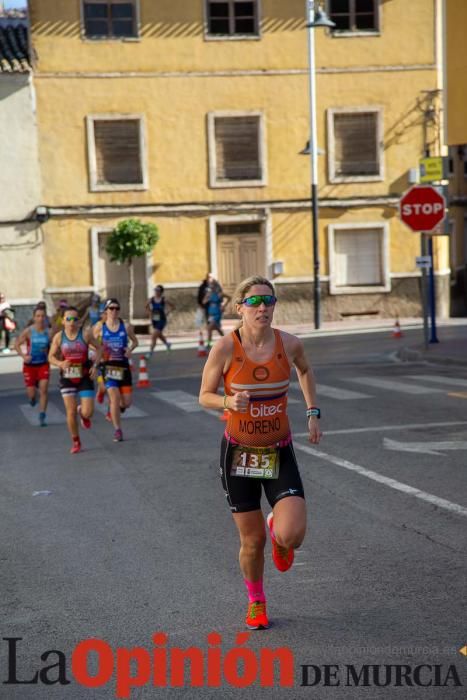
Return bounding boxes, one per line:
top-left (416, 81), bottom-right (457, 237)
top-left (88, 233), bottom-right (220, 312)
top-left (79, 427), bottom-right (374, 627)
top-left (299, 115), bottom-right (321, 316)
top-left (200, 275), bottom-right (321, 630)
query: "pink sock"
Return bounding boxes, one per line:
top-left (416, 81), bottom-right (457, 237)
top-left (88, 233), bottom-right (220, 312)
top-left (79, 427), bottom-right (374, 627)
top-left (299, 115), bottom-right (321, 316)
top-left (244, 578), bottom-right (266, 603)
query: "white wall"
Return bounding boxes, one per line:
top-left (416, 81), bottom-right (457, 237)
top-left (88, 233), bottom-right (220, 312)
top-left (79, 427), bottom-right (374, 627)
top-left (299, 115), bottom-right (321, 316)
top-left (0, 74), bottom-right (42, 220)
top-left (0, 223), bottom-right (46, 299)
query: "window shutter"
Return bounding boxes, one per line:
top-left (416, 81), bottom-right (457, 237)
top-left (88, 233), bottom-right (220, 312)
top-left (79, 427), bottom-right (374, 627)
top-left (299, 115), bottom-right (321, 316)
top-left (335, 229), bottom-right (383, 286)
top-left (94, 119), bottom-right (142, 185)
top-left (215, 116), bottom-right (261, 181)
top-left (334, 112), bottom-right (379, 176)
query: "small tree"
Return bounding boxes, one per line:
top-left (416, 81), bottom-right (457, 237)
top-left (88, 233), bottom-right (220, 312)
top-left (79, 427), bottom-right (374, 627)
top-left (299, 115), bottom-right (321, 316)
top-left (106, 219), bottom-right (159, 321)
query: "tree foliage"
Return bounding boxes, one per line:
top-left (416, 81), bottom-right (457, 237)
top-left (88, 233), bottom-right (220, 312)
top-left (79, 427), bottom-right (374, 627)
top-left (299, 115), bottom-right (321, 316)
top-left (106, 219), bottom-right (159, 264)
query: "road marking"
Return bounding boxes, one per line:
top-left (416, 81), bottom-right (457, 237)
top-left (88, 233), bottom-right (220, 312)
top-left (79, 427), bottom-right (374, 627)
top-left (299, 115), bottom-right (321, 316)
top-left (151, 390), bottom-right (219, 417)
top-left (95, 402), bottom-right (148, 419)
top-left (406, 374), bottom-right (467, 389)
top-left (294, 419), bottom-right (467, 438)
top-left (345, 377), bottom-right (444, 395)
top-left (384, 438), bottom-right (467, 456)
top-left (294, 442), bottom-right (467, 518)
top-left (291, 381), bottom-right (371, 400)
top-left (20, 402), bottom-right (66, 425)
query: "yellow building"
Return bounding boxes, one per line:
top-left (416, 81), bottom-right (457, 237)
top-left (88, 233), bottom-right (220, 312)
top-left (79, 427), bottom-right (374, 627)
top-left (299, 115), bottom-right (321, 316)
top-left (445, 0), bottom-right (467, 316)
top-left (28, 0), bottom-right (450, 324)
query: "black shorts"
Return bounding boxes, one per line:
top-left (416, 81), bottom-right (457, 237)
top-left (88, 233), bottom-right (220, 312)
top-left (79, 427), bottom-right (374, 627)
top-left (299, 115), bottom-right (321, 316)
top-left (220, 436), bottom-right (305, 513)
top-left (103, 361), bottom-right (132, 390)
top-left (59, 375), bottom-right (94, 398)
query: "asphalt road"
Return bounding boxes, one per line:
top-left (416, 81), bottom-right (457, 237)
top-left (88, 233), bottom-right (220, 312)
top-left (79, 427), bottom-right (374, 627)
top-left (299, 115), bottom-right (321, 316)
top-left (1, 332), bottom-right (466, 699)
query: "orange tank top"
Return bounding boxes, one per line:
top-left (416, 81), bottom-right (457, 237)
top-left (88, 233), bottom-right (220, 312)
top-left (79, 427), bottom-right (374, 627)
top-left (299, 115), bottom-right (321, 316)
top-left (223, 328), bottom-right (291, 447)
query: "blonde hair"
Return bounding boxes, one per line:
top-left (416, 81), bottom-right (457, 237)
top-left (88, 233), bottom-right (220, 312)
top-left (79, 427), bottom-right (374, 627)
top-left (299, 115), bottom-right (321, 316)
top-left (233, 275), bottom-right (275, 307)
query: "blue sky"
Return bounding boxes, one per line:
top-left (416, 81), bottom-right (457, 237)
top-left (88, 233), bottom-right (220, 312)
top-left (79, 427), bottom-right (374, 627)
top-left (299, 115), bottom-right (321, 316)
top-left (4, 1), bottom-right (27, 8)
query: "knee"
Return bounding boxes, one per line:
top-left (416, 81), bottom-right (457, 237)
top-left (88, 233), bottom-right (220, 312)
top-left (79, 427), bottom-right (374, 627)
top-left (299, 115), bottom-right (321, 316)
top-left (241, 532), bottom-right (266, 556)
top-left (275, 525), bottom-right (306, 551)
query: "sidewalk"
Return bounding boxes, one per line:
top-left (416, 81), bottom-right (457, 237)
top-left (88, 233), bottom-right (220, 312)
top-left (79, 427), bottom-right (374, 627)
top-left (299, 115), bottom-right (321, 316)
top-left (1, 316), bottom-right (466, 372)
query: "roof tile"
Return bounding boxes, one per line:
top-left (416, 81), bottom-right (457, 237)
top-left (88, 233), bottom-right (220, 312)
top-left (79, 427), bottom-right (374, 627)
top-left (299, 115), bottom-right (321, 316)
top-left (0, 23), bottom-right (30, 74)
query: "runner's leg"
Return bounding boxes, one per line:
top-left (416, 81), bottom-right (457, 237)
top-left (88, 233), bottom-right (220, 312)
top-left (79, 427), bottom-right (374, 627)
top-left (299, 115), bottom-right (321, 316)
top-left (108, 386), bottom-right (121, 429)
top-left (63, 394), bottom-right (79, 439)
top-left (233, 511), bottom-right (266, 583)
top-left (38, 379), bottom-right (49, 414)
top-left (270, 496), bottom-right (307, 550)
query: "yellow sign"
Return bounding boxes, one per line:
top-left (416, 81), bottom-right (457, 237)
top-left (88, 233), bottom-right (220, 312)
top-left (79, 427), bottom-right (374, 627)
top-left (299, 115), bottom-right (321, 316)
top-left (460, 645), bottom-right (467, 657)
top-left (419, 156), bottom-right (444, 183)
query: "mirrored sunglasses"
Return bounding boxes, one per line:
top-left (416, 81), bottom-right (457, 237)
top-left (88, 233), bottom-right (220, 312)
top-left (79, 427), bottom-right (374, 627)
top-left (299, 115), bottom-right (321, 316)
top-left (65, 316), bottom-right (78, 322)
top-left (241, 295), bottom-right (277, 307)
top-left (108, 306), bottom-right (120, 311)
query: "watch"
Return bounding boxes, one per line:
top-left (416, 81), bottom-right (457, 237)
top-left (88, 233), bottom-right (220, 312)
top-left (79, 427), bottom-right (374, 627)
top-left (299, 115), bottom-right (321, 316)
top-left (306, 407), bottom-right (321, 419)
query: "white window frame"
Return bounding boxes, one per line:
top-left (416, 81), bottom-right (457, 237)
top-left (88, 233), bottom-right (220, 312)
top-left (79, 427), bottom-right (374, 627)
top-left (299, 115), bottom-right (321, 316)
top-left (327, 106), bottom-right (384, 183)
top-left (326, 0), bottom-right (381, 37)
top-left (86, 114), bottom-right (148, 192)
top-left (328, 222), bottom-right (390, 295)
top-left (80, 0), bottom-right (141, 41)
top-left (207, 111), bottom-right (267, 189)
top-left (204, 0), bottom-right (261, 41)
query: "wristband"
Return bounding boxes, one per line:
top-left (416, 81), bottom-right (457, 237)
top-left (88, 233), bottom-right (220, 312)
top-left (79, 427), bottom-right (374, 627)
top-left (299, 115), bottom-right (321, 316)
top-left (306, 407), bottom-right (321, 419)
top-left (223, 394), bottom-right (229, 409)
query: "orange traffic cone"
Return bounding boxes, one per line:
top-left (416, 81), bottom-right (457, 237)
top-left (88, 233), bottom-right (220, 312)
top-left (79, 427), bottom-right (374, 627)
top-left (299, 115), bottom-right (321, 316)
top-left (392, 319), bottom-right (403, 339)
top-left (136, 355), bottom-right (151, 388)
top-left (197, 331), bottom-right (208, 358)
top-left (219, 409), bottom-right (230, 422)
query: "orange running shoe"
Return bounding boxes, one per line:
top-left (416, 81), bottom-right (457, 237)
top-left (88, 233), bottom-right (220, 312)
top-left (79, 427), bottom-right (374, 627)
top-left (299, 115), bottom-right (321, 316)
top-left (245, 601), bottom-right (269, 630)
top-left (267, 512), bottom-right (294, 572)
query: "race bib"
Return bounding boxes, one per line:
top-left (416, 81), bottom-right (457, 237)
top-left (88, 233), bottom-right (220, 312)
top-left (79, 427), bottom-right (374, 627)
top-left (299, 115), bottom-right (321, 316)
top-left (106, 365), bottom-right (124, 381)
top-left (152, 312), bottom-right (161, 321)
top-left (63, 364), bottom-right (82, 379)
top-left (230, 445), bottom-right (280, 479)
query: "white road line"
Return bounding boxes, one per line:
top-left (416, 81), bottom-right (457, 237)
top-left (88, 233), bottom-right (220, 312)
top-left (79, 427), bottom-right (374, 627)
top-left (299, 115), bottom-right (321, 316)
top-left (294, 442), bottom-right (467, 517)
top-left (406, 374), bottom-right (467, 389)
top-left (291, 381), bottom-right (371, 400)
top-left (151, 391), bottom-right (219, 417)
top-left (345, 377), bottom-right (444, 395)
top-left (20, 402), bottom-right (66, 426)
top-left (95, 402), bottom-right (148, 419)
top-left (294, 420), bottom-right (467, 438)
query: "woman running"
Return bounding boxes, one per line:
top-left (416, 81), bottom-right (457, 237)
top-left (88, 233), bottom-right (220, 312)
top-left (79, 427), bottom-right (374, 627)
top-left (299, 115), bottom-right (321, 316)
top-left (203, 277), bottom-right (230, 347)
top-left (48, 305), bottom-right (102, 454)
top-left (93, 298), bottom-right (138, 442)
top-left (146, 285), bottom-right (175, 357)
top-left (199, 275), bottom-right (321, 630)
top-left (15, 305), bottom-right (52, 427)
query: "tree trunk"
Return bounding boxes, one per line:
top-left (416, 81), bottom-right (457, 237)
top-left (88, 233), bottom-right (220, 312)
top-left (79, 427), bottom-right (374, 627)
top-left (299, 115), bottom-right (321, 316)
top-left (128, 258), bottom-right (134, 322)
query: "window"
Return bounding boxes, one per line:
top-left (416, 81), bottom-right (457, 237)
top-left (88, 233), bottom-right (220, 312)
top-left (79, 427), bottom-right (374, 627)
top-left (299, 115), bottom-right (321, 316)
top-left (328, 108), bottom-right (383, 182)
top-left (83, 0), bottom-right (137, 39)
top-left (208, 112), bottom-right (266, 187)
top-left (206, 0), bottom-right (259, 37)
top-left (328, 0), bottom-right (379, 33)
top-left (87, 116), bottom-right (147, 191)
top-left (328, 223), bottom-right (389, 294)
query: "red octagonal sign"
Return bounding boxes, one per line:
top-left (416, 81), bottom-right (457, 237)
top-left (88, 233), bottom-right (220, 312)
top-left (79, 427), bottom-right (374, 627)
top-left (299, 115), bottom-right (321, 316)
top-left (400, 185), bottom-right (446, 232)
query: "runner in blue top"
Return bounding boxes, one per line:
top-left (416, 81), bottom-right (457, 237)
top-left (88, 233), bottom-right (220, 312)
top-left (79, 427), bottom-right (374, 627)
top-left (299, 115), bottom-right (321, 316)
top-left (93, 298), bottom-right (138, 442)
top-left (146, 285), bottom-right (175, 357)
top-left (203, 277), bottom-right (231, 348)
top-left (83, 293), bottom-right (102, 328)
top-left (15, 306), bottom-right (52, 426)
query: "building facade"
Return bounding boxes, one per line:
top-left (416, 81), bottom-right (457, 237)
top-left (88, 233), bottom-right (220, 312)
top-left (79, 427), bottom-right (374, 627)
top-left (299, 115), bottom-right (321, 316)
top-left (27, 0), bottom-right (449, 325)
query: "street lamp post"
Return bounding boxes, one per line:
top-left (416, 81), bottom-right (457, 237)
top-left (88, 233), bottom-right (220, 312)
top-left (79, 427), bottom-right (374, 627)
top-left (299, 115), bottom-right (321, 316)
top-left (305, 2), bottom-right (335, 329)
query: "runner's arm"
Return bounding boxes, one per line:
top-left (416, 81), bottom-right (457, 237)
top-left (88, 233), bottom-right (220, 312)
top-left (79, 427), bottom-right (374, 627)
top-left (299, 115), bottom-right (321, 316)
top-left (125, 324), bottom-right (139, 354)
top-left (291, 336), bottom-right (321, 444)
top-left (14, 328), bottom-right (31, 362)
top-left (199, 337), bottom-right (250, 411)
top-left (48, 332), bottom-right (67, 369)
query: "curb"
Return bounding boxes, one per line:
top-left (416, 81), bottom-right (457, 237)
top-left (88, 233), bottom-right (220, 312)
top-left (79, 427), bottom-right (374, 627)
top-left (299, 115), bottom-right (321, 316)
top-left (395, 346), bottom-right (467, 367)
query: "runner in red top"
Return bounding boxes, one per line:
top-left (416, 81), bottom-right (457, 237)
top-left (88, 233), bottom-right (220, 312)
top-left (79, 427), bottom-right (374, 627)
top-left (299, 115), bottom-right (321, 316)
top-left (200, 275), bottom-right (321, 630)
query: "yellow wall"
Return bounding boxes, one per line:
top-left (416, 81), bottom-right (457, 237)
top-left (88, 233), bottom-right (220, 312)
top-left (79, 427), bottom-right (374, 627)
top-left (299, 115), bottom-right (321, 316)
top-left (446, 0), bottom-right (467, 145)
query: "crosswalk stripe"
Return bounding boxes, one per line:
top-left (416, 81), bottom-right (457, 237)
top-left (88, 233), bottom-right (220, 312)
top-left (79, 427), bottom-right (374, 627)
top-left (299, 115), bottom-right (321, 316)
top-left (345, 377), bottom-right (444, 395)
top-left (152, 390), bottom-right (202, 412)
top-left (20, 402), bottom-right (66, 426)
top-left (94, 402), bottom-right (148, 419)
top-left (405, 374), bottom-right (467, 389)
top-left (291, 381), bottom-right (371, 400)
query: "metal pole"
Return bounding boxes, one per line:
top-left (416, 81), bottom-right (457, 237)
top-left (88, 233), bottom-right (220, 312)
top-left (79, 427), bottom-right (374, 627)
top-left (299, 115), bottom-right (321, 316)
top-left (427, 235), bottom-right (439, 343)
top-left (306, 0), bottom-right (320, 329)
top-left (420, 234), bottom-right (429, 350)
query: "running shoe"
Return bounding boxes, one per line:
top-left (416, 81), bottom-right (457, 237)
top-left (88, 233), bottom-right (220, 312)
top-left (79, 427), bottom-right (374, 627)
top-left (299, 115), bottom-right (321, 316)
top-left (39, 412), bottom-right (47, 427)
top-left (105, 409), bottom-right (112, 422)
top-left (30, 397), bottom-right (37, 407)
top-left (1, 347), bottom-right (11, 354)
top-left (245, 601), bottom-right (269, 630)
top-left (166, 342), bottom-right (172, 351)
top-left (70, 438), bottom-right (81, 454)
top-left (267, 512), bottom-right (294, 572)
top-left (113, 429), bottom-right (123, 442)
top-left (97, 390), bottom-right (105, 404)
top-left (77, 405), bottom-right (91, 430)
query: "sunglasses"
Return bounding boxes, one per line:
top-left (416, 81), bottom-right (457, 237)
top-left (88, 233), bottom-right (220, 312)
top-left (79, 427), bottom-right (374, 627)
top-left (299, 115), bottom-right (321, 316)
top-left (65, 316), bottom-right (78, 322)
top-left (241, 294), bottom-right (277, 307)
top-left (107, 306), bottom-right (120, 311)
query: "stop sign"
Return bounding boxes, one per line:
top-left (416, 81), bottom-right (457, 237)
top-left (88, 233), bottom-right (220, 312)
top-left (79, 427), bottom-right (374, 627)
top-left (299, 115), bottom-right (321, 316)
top-left (400, 185), bottom-right (446, 232)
